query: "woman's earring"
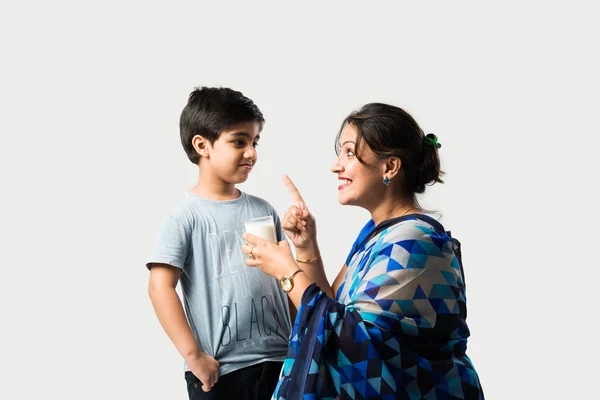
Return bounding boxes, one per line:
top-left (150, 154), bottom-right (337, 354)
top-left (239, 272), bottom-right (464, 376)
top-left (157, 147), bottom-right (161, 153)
top-left (382, 176), bottom-right (392, 186)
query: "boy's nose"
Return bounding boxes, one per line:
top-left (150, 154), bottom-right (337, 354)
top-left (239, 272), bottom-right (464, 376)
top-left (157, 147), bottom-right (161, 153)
top-left (244, 147), bottom-right (257, 160)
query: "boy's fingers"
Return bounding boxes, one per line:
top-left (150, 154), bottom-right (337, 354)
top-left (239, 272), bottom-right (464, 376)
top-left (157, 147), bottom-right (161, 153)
top-left (283, 175), bottom-right (307, 210)
top-left (200, 371), bottom-right (219, 391)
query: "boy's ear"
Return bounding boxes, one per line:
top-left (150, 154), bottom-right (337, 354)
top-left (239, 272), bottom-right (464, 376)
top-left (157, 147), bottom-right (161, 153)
top-left (192, 135), bottom-right (209, 158)
top-left (384, 156), bottom-right (402, 178)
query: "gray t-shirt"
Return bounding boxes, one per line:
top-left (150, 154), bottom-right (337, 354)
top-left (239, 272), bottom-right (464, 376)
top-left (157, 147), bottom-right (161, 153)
top-left (147, 191), bottom-right (291, 377)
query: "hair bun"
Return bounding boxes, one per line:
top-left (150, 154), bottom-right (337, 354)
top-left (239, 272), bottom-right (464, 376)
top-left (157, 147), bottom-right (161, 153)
top-left (424, 133), bottom-right (441, 149)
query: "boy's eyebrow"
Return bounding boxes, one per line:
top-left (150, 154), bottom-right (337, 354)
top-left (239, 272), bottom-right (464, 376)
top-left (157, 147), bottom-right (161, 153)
top-left (230, 132), bottom-right (260, 141)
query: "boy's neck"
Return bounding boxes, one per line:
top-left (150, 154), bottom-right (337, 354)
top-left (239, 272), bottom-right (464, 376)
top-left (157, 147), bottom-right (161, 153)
top-left (190, 174), bottom-right (241, 201)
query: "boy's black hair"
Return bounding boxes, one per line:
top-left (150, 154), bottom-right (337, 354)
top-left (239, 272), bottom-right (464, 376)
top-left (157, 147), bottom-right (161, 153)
top-left (180, 87), bottom-right (265, 164)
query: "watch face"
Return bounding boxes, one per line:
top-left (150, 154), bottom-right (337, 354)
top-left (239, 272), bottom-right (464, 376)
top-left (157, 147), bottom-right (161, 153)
top-left (280, 277), bottom-right (293, 292)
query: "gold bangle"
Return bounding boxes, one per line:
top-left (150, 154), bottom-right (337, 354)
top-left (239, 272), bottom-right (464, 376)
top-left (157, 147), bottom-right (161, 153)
top-left (295, 255), bottom-right (320, 263)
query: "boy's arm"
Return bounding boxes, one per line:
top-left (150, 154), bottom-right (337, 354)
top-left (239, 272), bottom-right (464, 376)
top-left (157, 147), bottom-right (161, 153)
top-left (148, 264), bottom-right (219, 392)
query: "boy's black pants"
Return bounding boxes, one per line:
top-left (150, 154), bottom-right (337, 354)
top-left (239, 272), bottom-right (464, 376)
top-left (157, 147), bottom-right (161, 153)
top-left (185, 361), bottom-right (283, 400)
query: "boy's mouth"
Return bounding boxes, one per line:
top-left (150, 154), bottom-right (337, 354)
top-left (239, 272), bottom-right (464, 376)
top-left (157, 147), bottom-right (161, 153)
top-left (239, 162), bottom-right (253, 170)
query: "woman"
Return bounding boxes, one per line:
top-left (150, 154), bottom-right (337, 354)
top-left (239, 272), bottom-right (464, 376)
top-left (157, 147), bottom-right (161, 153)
top-left (242, 103), bottom-right (484, 399)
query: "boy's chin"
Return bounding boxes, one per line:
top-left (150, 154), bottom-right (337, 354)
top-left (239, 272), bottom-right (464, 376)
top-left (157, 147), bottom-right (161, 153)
top-left (225, 169), bottom-right (252, 185)
top-left (232, 175), bottom-right (250, 184)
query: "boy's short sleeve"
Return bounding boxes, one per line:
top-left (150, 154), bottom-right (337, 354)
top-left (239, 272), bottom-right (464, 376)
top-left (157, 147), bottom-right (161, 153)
top-left (273, 212), bottom-right (285, 242)
top-left (146, 215), bottom-right (190, 270)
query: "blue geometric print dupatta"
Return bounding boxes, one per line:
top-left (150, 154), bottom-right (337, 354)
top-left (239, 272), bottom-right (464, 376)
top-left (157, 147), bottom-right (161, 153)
top-left (272, 214), bottom-right (484, 399)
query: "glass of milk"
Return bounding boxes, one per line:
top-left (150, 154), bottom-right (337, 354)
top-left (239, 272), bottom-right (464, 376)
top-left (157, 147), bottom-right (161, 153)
top-left (244, 216), bottom-right (277, 243)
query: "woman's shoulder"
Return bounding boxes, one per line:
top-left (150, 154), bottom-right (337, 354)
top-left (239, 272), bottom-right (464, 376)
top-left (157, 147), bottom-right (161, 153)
top-left (382, 214), bottom-right (449, 243)
top-left (373, 215), bottom-right (456, 263)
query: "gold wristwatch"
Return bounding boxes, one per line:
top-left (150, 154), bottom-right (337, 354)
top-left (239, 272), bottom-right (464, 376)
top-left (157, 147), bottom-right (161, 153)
top-left (280, 269), bottom-right (305, 292)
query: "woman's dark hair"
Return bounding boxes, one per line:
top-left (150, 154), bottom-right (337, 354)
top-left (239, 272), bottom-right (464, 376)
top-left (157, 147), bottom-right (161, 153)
top-left (335, 103), bottom-right (444, 201)
top-left (180, 86), bottom-right (265, 164)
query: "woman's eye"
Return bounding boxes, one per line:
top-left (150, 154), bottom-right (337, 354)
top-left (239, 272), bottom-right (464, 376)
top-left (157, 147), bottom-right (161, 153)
top-left (347, 149), bottom-right (355, 157)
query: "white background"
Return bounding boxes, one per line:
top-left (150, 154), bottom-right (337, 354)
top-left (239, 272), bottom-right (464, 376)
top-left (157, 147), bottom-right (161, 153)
top-left (1, 1), bottom-right (598, 399)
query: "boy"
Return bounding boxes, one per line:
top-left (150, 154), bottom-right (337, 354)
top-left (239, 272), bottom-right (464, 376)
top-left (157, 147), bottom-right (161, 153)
top-left (147, 87), bottom-right (291, 400)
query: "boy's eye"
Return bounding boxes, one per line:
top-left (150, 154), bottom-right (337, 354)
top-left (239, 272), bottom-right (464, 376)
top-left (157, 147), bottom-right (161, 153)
top-left (232, 140), bottom-right (259, 148)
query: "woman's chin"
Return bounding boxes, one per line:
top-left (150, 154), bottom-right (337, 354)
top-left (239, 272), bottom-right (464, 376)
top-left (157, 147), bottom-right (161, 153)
top-left (337, 194), bottom-right (354, 206)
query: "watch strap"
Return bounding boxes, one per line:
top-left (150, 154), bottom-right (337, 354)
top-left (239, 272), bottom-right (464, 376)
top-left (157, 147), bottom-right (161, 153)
top-left (287, 268), bottom-right (304, 281)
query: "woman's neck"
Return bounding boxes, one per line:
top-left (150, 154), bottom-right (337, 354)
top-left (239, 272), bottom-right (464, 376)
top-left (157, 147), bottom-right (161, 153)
top-left (369, 200), bottom-right (420, 226)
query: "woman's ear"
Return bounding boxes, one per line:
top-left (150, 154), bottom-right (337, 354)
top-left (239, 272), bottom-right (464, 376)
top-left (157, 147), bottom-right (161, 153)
top-left (192, 135), bottom-right (209, 158)
top-left (384, 156), bottom-right (402, 178)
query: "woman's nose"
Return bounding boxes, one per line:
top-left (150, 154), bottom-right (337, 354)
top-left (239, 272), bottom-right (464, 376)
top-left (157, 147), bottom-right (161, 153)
top-left (331, 157), bottom-right (343, 173)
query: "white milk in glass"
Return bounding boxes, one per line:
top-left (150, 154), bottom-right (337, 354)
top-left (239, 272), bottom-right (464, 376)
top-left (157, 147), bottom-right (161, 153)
top-left (244, 216), bottom-right (277, 243)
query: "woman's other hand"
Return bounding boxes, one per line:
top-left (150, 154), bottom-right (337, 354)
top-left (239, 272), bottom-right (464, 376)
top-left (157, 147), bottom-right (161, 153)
top-left (242, 233), bottom-right (298, 280)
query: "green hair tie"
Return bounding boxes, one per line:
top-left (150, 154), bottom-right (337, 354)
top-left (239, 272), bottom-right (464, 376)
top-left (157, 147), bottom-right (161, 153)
top-left (424, 134), bottom-right (441, 149)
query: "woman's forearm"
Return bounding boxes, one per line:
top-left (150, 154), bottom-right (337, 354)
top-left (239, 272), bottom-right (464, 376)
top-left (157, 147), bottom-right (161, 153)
top-left (295, 244), bottom-right (333, 298)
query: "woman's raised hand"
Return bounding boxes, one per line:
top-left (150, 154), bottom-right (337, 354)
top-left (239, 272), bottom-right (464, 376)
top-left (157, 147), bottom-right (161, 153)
top-left (282, 175), bottom-right (317, 249)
